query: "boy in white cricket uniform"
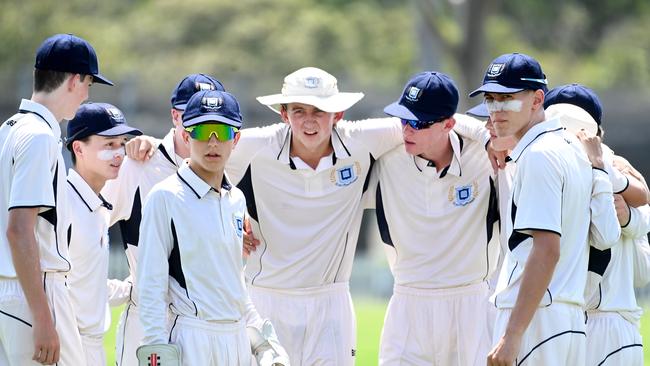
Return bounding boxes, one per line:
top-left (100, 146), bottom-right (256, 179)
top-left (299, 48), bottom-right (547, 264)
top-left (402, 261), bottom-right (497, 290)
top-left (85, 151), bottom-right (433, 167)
top-left (374, 71), bottom-right (498, 365)
top-left (101, 73), bottom-right (225, 366)
top-left (225, 67), bottom-right (406, 365)
top-left (471, 53), bottom-right (593, 366)
top-left (0, 34), bottom-right (112, 366)
top-left (137, 90), bottom-right (287, 365)
top-left (544, 84), bottom-right (650, 365)
top-left (65, 103), bottom-right (142, 365)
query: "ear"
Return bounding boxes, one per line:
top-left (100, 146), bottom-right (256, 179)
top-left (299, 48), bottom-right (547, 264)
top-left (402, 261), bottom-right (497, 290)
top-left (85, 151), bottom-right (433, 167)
top-left (171, 109), bottom-right (183, 127)
top-left (72, 140), bottom-right (84, 159)
top-left (443, 116), bottom-right (456, 132)
top-left (333, 111), bottom-right (345, 125)
top-left (532, 89), bottom-right (545, 111)
top-left (181, 129), bottom-right (191, 145)
top-left (232, 131), bottom-right (241, 150)
top-left (280, 107), bottom-right (290, 124)
top-left (66, 73), bottom-right (80, 91)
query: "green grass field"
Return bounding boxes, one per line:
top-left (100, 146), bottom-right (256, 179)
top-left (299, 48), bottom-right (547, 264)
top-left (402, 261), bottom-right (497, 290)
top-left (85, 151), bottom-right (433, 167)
top-left (104, 299), bottom-right (650, 365)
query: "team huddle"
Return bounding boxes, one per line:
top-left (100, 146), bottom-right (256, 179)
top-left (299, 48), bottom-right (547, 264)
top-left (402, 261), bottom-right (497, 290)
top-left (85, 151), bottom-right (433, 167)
top-left (0, 32), bottom-right (648, 366)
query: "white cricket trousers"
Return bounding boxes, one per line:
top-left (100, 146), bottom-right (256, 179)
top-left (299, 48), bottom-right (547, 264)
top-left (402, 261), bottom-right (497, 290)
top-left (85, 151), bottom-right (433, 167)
top-left (168, 315), bottom-right (251, 365)
top-left (379, 282), bottom-right (492, 366)
top-left (493, 302), bottom-right (586, 365)
top-left (82, 333), bottom-right (106, 366)
top-left (249, 282), bottom-right (356, 366)
top-left (115, 301), bottom-right (143, 366)
top-left (586, 311), bottom-right (643, 366)
top-left (0, 273), bottom-right (84, 366)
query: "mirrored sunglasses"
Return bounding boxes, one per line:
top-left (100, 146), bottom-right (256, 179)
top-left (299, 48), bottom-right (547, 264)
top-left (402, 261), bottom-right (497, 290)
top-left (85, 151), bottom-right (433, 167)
top-left (400, 117), bottom-right (447, 130)
top-left (185, 123), bottom-right (239, 142)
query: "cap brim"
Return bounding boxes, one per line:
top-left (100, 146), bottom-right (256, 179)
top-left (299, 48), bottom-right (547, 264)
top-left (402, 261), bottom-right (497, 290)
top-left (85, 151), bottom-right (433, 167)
top-left (465, 103), bottom-right (489, 118)
top-left (182, 114), bottom-right (242, 128)
top-left (92, 73), bottom-right (114, 86)
top-left (97, 124), bottom-right (143, 137)
top-left (383, 101), bottom-right (445, 122)
top-left (468, 83), bottom-right (525, 97)
top-left (256, 92), bottom-right (364, 114)
top-left (545, 103), bottom-right (599, 137)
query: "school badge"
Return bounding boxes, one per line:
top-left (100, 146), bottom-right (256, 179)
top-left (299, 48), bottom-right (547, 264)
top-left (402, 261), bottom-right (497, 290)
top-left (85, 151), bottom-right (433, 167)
top-left (487, 63), bottom-right (504, 78)
top-left (405, 86), bottom-right (422, 102)
top-left (448, 181), bottom-right (479, 206)
top-left (330, 162), bottom-right (361, 186)
top-left (233, 215), bottom-right (244, 238)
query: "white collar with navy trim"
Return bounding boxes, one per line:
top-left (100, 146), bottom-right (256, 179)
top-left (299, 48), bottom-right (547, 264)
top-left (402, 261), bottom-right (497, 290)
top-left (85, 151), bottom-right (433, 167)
top-left (18, 99), bottom-right (61, 139)
top-left (67, 169), bottom-right (105, 212)
top-left (276, 125), bottom-right (352, 167)
top-left (177, 161), bottom-right (232, 199)
top-left (508, 117), bottom-right (563, 163)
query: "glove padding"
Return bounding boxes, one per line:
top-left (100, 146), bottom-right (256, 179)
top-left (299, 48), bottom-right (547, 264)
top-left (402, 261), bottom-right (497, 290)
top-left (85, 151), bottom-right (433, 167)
top-left (247, 319), bottom-right (290, 366)
top-left (136, 344), bottom-right (182, 366)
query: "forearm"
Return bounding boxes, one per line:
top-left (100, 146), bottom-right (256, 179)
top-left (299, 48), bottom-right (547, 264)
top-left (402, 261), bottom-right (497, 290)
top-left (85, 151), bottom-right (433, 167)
top-left (505, 235), bottom-right (559, 336)
top-left (621, 175), bottom-right (649, 207)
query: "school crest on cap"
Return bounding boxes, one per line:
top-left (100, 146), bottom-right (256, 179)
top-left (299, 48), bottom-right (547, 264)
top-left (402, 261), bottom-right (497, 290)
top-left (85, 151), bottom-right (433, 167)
top-left (330, 162), bottom-right (361, 187)
top-left (448, 181), bottom-right (478, 206)
top-left (195, 82), bottom-right (216, 91)
top-left (304, 76), bottom-right (321, 89)
top-left (202, 97), bottom-right (223, 111)
top-left (107, 108), bottom-right (125, 123)
top-left (405, 86), bottom-right (422, 102)
top-left (487, 63), bottom-right (505, 78)
top-left (233, 215), bottom-right (244, 238)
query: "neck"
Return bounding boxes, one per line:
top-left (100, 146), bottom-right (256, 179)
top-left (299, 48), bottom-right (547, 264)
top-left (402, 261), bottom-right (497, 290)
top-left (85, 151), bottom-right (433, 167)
top-left (290, 137), bottom-right (333, 170)
top-left (31, 91), bottom-right (67, 123)
top-left (419, 134), bottom-right (453, 171)
top-left (188, 162), bottom-right (224, 191)
top-left (73, 166), bottom-right (106, 195)
top-left (515, 110), bottom-right (546, 141)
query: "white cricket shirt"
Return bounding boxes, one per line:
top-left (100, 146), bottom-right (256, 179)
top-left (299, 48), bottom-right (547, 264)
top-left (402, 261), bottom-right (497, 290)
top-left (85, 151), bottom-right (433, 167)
top-left (226, 118), bottom-right (403, 289)
top-left (137, 162), bottom-right (250, 345)
top-left (492, 117), bottom-right (593, 308)
top-left (373, 127), bottom-right (499, 289)
top-left (0, 99), bottom-right (70, 278)
top-left (66, 169), bottom-right (112, 337)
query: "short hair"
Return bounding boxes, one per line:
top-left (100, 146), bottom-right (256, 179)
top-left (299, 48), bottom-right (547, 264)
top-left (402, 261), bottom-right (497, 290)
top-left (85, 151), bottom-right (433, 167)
top-left (68, 136), bottom-right (91, 166)
top-left (33, 70), bottom-right (88, 93)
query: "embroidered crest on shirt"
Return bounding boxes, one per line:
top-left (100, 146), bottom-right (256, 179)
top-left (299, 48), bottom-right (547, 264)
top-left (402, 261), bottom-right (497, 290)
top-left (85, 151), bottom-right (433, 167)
top-left (234, 215), bottom-right (244, 238)
top-left (330, 162), bottom-right (360, 186)
top-left (448, 181), bottom-right (478, 206)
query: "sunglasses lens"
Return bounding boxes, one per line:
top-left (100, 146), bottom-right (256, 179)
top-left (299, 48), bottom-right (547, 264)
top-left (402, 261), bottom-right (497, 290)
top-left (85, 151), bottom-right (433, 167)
top-left (400, 119), bottom-right (429, 130)
top-left (186, 124), bottom-right (238, 142)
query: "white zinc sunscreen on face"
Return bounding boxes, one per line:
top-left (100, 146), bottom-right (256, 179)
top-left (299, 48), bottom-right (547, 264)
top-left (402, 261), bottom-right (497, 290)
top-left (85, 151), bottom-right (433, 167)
top-left (97, 147), bottom-right (125, 161)
top-left (486, 100), bottom-right (523, 113)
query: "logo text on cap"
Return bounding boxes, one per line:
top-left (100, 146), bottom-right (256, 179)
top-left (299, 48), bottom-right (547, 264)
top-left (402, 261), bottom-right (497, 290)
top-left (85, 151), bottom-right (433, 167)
top-left (107, 108), bottom-right (125, 123)
top-left (304, 77), bottom-right (320, 89)
top-left (487, 63), bottom-right (504, 78)
top-left (202, 97), bottom-right (223, 111)
top-left (405, 86), bottom-right (422, 102)
top-left (195, 82), bottom-right (216, 91)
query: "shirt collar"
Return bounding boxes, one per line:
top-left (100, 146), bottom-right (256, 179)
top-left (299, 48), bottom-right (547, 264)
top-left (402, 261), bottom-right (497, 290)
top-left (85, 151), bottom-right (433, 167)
top-left (18, 99), bottom-right (61, 139)
top-left (413, 131), bottom-right (464, 178)
top-left (158, 128), bottom-right (184, 168)
top-left (67, 169), bottom-right (106, 212)
top-left (276, 124), bottom-right (352, 169)
top-left (507, 117), bottom-right (564, 163)
top-left (177, 161), bottom-right (232, 199)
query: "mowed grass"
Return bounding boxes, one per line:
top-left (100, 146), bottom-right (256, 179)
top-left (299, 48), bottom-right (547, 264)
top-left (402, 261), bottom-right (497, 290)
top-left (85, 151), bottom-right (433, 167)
top-left (104, 299), bottom-right (650, 365)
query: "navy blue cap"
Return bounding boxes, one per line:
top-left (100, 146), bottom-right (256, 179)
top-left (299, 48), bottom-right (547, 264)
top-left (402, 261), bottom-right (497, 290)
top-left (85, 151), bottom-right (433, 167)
top-left (544, 84), bottom-right (602, 125)
top-left (182, 90), bottom-right (242, 128)
top-left (35, 34), bottom-right (113, 86)
top-left (171, 74), bottom-right (226, 110)
top-left (469, 53), bottom-right (547, 97)
top-left (66, 103), bottom-right (142, 147)
top-left (466, 103), bottom-right (489, 119)
top-left (384, 71), bottom-right (459, 122)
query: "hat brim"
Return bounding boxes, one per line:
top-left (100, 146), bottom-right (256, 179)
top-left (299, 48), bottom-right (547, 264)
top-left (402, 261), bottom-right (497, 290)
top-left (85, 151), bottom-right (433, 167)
top-left (545, 103), bottom-right (599, 137)
top-left (256, 92), bottom-right (364, 114)
top-left (92, 73), bottom-right (114, 86)
top-left (383, 102), bottom-right (447, 122)
top-left (182, 114), bottom-right (242, 129)
top-left (97, 124), bottom-right (143, 137)
top-left (465, 103), bottom-right (489, 119)
top-left (468, 83), bottom-right (525, 97)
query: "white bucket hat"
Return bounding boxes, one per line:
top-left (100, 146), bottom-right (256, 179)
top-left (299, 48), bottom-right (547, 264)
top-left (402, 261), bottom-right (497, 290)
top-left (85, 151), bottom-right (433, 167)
top-left (256, 67), bottom-right (364, 114)
top-left (546, 103), bottom-right (599, 137)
